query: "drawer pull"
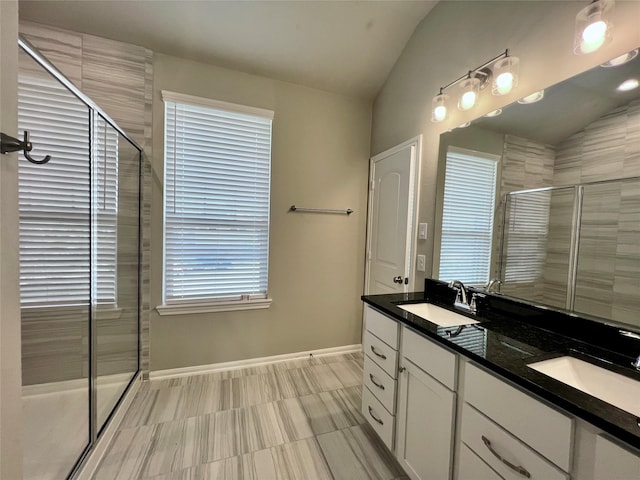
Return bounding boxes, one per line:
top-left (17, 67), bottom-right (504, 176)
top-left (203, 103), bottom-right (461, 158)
top-left (370, 345), bottom-right (387, 360)
top-left (368, 406), bottom-right (384, 425)
top-left (482, 436), bottom-right (531, 479)
top-left (369, 373), bottom-right (385, 390)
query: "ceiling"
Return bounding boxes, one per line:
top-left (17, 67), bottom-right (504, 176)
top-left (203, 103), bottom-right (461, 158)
top-left (18, 0), bottom-right (438, 99)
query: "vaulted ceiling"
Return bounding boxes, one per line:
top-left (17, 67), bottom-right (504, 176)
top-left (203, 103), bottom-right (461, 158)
top-left (18, 0), bottom-right (438, 99)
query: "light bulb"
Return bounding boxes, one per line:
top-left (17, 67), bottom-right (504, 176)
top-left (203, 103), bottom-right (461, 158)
top-left (431, 92), bottom-right (449, 123)
top-left (574, 0), bottom-right (613, 55)
top-left (495, 72), bottom-right (514, 95)
top-left (601, 49), bottom-right (639, 67)
top-left (434, 105), bottom-right (447, 122)
top-left (518, 90), bottom-right (545, 104)
top-left (458, 76), bottom-right (480, 111)
top-left (617, 79), bottom-right (639, 92)
top-left (492, 56), bottom-right (519, 96)
top-left (581, 20), bottom-right (607, 53)
top-left (460, 91), bottom-right (477, 110)
top-left (484, 109), bottom-right (502, 118)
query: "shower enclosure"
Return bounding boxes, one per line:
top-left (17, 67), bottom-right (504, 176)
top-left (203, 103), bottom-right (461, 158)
top-left (499, 177), bottom-right (640, 328)
top-left (17, 38), bottom-right (141, 480)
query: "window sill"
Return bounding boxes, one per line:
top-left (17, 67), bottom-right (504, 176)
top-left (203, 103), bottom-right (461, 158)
top-left (156, 298), bottom-right (272, 316)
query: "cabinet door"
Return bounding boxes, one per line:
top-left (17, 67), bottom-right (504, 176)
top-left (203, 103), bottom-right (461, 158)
top-left (594, 435), bottom-right (640, 480)
top-left (396, 357), bottom-right (456, 480)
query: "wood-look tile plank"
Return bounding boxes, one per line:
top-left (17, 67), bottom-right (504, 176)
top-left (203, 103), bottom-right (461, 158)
top-left (298, 387), bottom-right (364, 435)
top-left (94, 353), bottom-right (403, 480)
top-left (317, 424), bottom-right (405, 480)
top-left (141, 437), bottom-right (332, 480)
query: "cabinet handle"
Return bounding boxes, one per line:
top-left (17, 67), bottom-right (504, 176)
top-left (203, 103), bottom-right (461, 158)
top-left (369, 373), bottom-right (385, 390)
top-left (368, 406), bottom-right (384, 425)
top-left (370, 345), bottom-right (387, 360)
top-left (482, 436), bottom-right (531, 479)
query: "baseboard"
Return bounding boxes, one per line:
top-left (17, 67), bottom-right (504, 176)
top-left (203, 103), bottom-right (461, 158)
top-left (150, 343), bottom-right (363, 381)
top-left (74, 372), bottom-right (143, 480)
top-left (23, 372), bottom-right (135, 397)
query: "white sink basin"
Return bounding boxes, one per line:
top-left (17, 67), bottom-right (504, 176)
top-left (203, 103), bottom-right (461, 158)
top-left (528, 356), bottom-right (640, 417)
top-left (397, 303), bottom-right (479, 327)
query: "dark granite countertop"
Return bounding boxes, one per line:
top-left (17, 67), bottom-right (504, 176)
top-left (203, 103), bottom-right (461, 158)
top-left (362, 284), bottom-right (640, 451)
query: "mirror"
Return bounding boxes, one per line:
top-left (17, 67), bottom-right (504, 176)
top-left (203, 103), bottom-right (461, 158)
top-left (436, 49), bottom-right (640, 331)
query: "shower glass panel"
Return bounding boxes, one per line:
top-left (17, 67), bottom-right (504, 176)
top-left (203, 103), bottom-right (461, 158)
top-left (17, 37), bottom-right (142, 480)
top-left (94, 114), bottom-right (140, 432)
top-left (18, 46), bottom-right (91, 480)
top-left (500, 187), bottom-right (576, 309)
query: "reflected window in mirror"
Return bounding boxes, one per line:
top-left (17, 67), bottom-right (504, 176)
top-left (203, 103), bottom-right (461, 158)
top-left (439, 147), bottom-right (499, 285)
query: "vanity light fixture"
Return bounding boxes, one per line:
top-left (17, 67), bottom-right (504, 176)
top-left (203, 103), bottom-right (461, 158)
top-left (430, 49), bottom-right (519, 123)
top-left (518, 90), bottom-right (545, 104)
top-left (574, 0), bottom-right (613, 55)
top-left (601, 48), bottom-right (639, 67)
top-left (617, 78), bottom-right (639, 92)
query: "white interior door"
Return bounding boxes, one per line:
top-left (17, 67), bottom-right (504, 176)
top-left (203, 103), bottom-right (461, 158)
top-left (365, 137), bottom-right (420, 295)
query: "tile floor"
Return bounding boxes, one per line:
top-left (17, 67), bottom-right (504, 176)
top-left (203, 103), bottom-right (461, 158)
top-left (92, 352), bottom-right (407, 479)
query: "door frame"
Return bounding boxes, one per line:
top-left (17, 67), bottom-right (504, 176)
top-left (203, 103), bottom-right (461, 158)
top-left (364, 135), bottom-right (422, 295)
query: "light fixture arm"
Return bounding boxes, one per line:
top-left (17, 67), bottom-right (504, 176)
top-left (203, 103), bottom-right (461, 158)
top-left (438, 49), bottom-right (510, 93)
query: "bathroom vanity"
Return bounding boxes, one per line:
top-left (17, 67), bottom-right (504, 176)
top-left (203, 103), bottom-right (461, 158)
top-left (361, 280), bottom-right (640, 480)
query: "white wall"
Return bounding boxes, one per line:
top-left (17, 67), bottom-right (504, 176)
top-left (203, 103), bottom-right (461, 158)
top-left (0, 1), bottom-right (23, 477)
top-left (150, 54), bottom-right (372, 371)
top-left (371, 0), bottom-right (640, 288)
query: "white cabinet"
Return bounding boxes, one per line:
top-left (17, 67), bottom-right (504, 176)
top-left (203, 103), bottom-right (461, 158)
top-left (461, 363), bottom-right (573, 480)
top-left (362, 306), bottom-right (400, 451)
top-left (395, 326), bottom-right (457, 480)
top-left (593, 435), bottom-right (640, 480)
top-left (458, 443), bottom-right (504, 480)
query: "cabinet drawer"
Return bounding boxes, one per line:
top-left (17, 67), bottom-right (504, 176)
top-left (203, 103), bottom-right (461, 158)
top-left (458, 443), bottom-right (504, 480)
top-left (402, 326), bottom-right (457, 389)
top-left (363, 356), bottom-right (397, 413)
top-left (362, 385), bottom-right (395, 451)
top-left (364, 331), bottom-right (398, 378)
top-left (365, 306), bottom-right (399, 349)
top-left (461, 403), bottom-right (569, 480)
top-left (464, 363), bottom-right (573, 472)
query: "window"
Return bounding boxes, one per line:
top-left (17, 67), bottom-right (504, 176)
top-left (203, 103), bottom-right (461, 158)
top-left (160, 91), bottom-right (273, 313)
top-left (438, 147), bottom-right (498, 285)
top-left (18, 70), bottom-right (118, 307)
top-left (503, 189), bottom-right (551, 283)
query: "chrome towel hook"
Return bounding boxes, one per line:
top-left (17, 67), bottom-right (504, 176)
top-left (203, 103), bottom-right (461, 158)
top-left (1, 131), bottom-right (51, 165)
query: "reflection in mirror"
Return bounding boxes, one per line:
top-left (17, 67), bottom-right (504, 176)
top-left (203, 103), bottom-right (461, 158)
top-left (436, 49), bottom-right (640, 331)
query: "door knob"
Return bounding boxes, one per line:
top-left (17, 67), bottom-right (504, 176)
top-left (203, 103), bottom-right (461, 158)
top-left (393, 276), bottom-right (403, 284)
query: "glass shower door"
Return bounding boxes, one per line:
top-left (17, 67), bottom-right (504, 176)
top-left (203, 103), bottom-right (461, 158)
top-left (18, 37), bottom-right (142, 480)
top-left (93, 114), bottom-right (140, 433)
top-left (18, 47), bottom-right (92, 480)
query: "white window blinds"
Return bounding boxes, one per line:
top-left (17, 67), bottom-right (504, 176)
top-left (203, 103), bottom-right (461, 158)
top-left (503, 190), bottom-right (551, 283)
top-left (439, 148), bottom-right (498, 285)
top-left (18, 71), bottom-right (118, 307)
top-left (162, 91), bottom-right (273, 305)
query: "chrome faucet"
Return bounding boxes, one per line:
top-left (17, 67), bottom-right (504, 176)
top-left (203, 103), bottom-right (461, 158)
top-left (633, 355), bottom-right (640, 370)
top-left (448, 280), bottom-right (468, 306)
top-left (486, 278), bottom-right (502, 293)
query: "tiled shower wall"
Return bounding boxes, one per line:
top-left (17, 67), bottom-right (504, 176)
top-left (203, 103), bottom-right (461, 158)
top-left (19, 22), bottom-right (152, 384)
top-left (552, 99), bottom-right (640, 327)
top-left (497, 100), bottom-right (640, 328)
top-left (492, 134), bottom-right (555, 303)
